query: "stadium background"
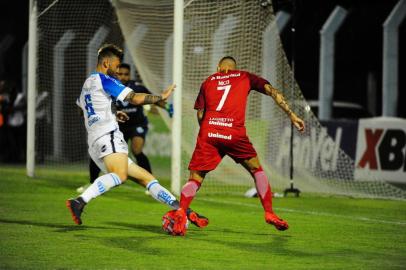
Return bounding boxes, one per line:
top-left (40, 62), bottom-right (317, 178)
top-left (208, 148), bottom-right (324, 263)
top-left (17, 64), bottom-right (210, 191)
top-left (0, 1), bottom-right (406, 269)
top-left (1, 0), bottom-right (405, 117)
top-left (0, 0), bottom-right (404, 197)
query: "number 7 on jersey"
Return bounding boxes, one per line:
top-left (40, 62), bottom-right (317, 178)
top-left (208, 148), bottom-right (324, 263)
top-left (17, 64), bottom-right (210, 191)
top-left (216, 85), bottom-right (231, 111)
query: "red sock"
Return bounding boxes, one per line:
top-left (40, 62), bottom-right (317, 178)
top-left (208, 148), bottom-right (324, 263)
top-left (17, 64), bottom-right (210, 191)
top-left (253, 167), bottom-right (273, 213)
top-left (180, 179), bottom-right (201, 210)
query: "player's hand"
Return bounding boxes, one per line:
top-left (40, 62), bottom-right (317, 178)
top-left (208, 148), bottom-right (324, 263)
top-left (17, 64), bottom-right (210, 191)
top-left (161, 84), bottom-right (176, 101)
top-left (116, 111), bottom-right (129, 123)
top-left (290, 113), bottom-right (305, 133)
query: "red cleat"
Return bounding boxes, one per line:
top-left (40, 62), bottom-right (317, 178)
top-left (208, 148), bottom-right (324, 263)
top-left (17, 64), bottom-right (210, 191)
top-left (265, 212), bottom-right (289, 231)
top-left (162, 209), bottom-right (188, 236)
top-left (187, 209), bottom-right (209, 228)
top-left (173, 208), bottom-right (188, 236)
top-left (162, 210), bottom-right (176, 234)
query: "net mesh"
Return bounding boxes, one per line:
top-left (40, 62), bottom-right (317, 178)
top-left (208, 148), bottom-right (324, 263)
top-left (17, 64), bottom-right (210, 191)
top-left (113, 0), bottom-right (406, 199)
top-left (34, 0), bottom-right (406, 199)
top-left (35, 0), bottom-right (123, 169)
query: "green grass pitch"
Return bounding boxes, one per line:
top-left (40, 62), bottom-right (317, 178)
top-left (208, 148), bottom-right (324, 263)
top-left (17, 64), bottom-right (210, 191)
top-left (1, 165), bottom-right (406, 270)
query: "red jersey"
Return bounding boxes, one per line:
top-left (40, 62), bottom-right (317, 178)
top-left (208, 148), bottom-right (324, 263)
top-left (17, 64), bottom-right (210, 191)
top-left (194, 70), bottom-right (269, 128)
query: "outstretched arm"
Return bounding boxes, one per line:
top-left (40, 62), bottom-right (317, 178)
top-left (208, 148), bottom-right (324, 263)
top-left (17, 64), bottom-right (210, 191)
top-left (155, 100), bottom-right (167, 109)
top-left (137, 84), bottom-right (167, 109)
top-left (264, 83), bottom-right (305, 132)
top-left (124, 84), bottom-right (175, 106)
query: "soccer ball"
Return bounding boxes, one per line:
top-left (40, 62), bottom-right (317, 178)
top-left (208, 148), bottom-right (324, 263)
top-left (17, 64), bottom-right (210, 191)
top-left (162, 210), bottom-right (189, 235)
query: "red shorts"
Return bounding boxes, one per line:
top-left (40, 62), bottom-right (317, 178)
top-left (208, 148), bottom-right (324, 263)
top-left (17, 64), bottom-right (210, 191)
top-left (188, 126), bottom-right (257, 171)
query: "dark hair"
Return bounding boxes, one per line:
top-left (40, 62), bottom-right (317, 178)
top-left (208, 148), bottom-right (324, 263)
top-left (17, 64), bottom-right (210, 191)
top-left (97, 44), bottom-right (123, 64)
top-left (219, 56), bottom-right (237, 65)
top-left (119, 63), bottom-right (131, 70)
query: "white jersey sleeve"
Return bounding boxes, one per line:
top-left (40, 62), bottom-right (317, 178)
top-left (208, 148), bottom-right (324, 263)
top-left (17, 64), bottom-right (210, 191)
top-left (98, 73), bottom-right (133, 102)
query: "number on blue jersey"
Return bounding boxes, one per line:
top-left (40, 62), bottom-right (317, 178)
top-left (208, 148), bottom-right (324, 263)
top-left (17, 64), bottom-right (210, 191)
top-left (84, 94), bottom-right (96, 117)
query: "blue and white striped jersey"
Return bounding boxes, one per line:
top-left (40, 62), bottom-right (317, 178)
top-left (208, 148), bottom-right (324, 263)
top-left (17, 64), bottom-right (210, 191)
top-left (77, 72), bottom-right (132, 144)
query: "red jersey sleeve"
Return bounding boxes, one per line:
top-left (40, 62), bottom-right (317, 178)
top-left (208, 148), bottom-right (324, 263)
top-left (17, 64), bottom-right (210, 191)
top-left (247, 72), bottom-right (270, 94)
top-left (194, 83), bottom-right (206, 110)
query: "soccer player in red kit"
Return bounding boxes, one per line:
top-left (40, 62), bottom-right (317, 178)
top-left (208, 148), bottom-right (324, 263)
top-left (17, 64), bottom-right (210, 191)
top-left (163, 56), bottom-right (305, 236)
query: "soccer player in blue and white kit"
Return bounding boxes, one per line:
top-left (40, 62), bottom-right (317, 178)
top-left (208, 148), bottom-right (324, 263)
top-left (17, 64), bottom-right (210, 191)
top-left (66, 44), bottom-right (207, 227)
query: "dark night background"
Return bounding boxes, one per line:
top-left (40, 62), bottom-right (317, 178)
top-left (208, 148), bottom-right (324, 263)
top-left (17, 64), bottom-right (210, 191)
top-left (273, 0), bottom-right (405, 118)
top-left (0, 0), bottom-right (404, 117)
top-left (0, 1), bottom-right (28, 88)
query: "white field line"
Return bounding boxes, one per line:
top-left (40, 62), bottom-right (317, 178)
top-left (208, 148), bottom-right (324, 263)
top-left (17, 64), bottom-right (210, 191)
top-left (120, 184), bottom-right (406, 226)
top-left (198, 198), bottom-right (406, 226)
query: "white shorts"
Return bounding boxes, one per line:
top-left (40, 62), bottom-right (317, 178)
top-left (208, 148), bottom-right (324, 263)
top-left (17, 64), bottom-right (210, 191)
top-left (88, 129), bottom-right (130, 173)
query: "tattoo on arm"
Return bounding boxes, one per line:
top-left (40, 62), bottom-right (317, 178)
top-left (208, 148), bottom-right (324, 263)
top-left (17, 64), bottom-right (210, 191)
top-left (156, 100), bottom-right (167, 109)
top-left (124, 91), bottom-right (135, 102)
top-left (268, 87), bottom-right (293, 116)
top-left (144, 94), bottom-right (162, 104)
top-left (124, 91), bottom-right (162, 105)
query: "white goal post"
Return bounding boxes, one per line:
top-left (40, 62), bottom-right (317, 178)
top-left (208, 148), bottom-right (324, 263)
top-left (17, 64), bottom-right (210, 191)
top-left (171, 0), bottom-right (184, 195)
top-left (27, 0), bottom-right (37, 177)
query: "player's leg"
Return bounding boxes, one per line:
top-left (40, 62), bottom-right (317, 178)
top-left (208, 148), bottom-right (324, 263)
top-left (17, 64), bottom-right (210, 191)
top-left (170, 137), bottom-right (225, 234)
top-left (85, 151), bottom-right (130, 202)
top-left (67, 131), bottom-right (129, 225)
top-left (240, 156), bottom-right (272, 212)
top-left (179, 170), bottom-right (205, 211)
top-left (131, 135), bottom-right (152, 173)
top-left (127, 159), bottom-right (178, 209)
top-left (165, 170), bottom-right (206, 235)
top-left (67, 153), bottom-right (128, 223)
top-left (67, 153), bottom-right (127, 225)
top-left (179, 137), bottom-right (223, 212)
top-left (179, 170), bottom-right (209, 228)
top-left (240, 157), bottom-right (288, 231)
top-left (76, 158), bottom-right (100, 193)
top-left (164, 136), bottom-right (222, 235)
top-left (127, 159), bottom-right (209, 229)
top-left (225, 130), bottom-right (288, 231)
top-left (82, 152), bottom-right (129, 202)
top-left (169, 138), bottom-right (222, 235)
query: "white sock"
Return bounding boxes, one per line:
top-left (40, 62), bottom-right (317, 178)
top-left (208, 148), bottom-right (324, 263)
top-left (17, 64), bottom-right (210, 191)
top-left (81, 173), bottom-right (122, 203)
top-left (146, 180), bottom-right (178, 209)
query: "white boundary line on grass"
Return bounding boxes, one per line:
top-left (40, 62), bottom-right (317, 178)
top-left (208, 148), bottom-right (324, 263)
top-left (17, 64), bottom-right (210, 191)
top-left (120, 184), bottom-right (406, 226)
top-left (198, 198), bottom-right (406, 226)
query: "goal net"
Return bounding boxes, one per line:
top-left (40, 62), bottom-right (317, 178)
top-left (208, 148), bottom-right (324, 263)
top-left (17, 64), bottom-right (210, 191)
top-left (112, 0), bottom-right (406, 199)
top-left (33, 0), bottom-right (169, 176)
top-left (31, 0), bottom-right (406, 199)
top-left (34, 0), bottom-right (125, 171)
